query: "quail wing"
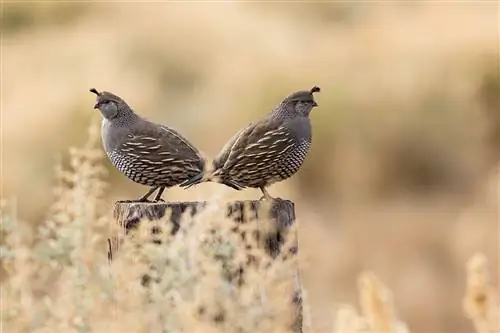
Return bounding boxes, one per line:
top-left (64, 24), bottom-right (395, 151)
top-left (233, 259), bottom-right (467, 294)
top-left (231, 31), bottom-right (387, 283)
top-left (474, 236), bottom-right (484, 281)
top-left (117, 124), bottom-right (203, 176)
top-left (217, 118), bottom-right (305, 184)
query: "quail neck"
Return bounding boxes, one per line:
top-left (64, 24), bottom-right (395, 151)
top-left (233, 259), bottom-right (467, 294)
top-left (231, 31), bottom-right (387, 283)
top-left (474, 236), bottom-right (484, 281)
top-left (92, 90), bottom-right (139, 153)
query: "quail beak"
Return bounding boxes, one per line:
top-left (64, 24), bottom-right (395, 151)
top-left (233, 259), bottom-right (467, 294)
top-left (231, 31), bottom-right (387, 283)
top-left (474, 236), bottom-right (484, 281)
top-left (93, 102), bottom-right (100, 109)
top-left (312, 101), bottom-right (318, 107)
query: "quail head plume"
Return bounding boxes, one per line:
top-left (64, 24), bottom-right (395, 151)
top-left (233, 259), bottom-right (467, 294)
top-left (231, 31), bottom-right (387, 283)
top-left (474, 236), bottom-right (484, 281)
top-left (182, 86), bottom-right (320, 200)
top-left (90, 88), bottom-right (205, 202)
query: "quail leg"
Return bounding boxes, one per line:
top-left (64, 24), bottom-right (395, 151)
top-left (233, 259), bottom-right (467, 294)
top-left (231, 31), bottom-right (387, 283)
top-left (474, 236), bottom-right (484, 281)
top-left (153, 186), bottom-right (166, 202)
top-left (138, 186), bottom-right (159, 202)
top-left (259, 187), bottom-right (274, 201)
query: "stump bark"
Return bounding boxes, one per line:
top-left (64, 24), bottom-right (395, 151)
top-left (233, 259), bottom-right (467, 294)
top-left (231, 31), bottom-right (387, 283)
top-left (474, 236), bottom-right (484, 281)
top-left (108, 199), bottom-right (302, 333)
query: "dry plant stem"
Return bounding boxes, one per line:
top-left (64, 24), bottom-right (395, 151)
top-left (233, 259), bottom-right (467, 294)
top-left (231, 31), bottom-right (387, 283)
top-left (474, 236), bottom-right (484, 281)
top-left (463, 253), bottom-right (500, 333)
top-left (358, 272), bottom-right (397, 333)
top-left (332, 272), bottom-right (410, 333)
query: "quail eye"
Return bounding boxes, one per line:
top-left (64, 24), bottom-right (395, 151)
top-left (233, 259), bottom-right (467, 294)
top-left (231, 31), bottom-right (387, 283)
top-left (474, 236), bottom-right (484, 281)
top-left (97, 100), bottom-right (114, 110)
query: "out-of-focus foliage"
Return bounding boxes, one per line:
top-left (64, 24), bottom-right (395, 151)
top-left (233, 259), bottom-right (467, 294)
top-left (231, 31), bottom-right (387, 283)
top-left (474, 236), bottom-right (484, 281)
top-left (2, 2), bottom-right (499, 332)
top-left (2, 3), bottom-right (89, 35)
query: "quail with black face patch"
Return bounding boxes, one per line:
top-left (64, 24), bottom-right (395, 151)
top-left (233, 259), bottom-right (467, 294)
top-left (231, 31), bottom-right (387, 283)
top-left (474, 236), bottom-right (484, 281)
top-left (90, 88), bottom-right (205, 202)
top-left (182, 86), bottom-right (320, 200)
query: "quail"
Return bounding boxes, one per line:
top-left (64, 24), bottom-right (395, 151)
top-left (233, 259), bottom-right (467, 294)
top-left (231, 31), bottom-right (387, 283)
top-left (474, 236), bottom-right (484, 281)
top-left (182, 86), bottom-right (320, 200)
top-left (90, 88), bottom-right (205, 202)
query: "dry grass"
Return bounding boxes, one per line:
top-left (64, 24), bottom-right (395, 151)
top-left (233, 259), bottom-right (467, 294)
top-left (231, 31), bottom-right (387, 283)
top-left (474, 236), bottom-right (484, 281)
top-left (1, 124), bottom-right (498, 333)
top-left (2, 124), bottom-right (300, 333)
top-left (463, 253), bottom-right (500, 333)
top-left (332, 272), bottom-right (410, 333)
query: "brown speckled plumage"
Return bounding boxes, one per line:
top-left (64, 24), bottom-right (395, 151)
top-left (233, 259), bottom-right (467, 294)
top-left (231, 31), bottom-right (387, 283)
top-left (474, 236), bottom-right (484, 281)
top-left (182, 86), bottom-right (320, 199)
top-left (90, 88), bottom-right (205, 202)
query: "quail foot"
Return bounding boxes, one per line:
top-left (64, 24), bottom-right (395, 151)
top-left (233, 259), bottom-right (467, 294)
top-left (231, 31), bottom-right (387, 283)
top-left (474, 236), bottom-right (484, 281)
top-left (90, 88), bottom-right (205, 202)
top-left (182, 86), bottom-right (320, 200)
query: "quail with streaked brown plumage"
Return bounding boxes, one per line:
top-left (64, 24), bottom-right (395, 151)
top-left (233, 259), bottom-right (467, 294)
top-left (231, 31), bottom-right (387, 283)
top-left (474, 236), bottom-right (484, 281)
top-left (182, 86), bottom-right (320, 200)
top-left (90, 88), bottom-right (205, 202)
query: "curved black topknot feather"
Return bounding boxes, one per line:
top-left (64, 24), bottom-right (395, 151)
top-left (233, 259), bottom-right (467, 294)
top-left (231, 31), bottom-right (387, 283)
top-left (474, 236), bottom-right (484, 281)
top-left (310, 86), bottom-right (321, 94)
top-left (90, 88), bottom-right (100, 96)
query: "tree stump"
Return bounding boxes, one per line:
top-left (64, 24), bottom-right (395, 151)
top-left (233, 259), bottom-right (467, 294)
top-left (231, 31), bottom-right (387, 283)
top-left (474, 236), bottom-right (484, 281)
top-left (108, 198), bottom-right (302, 333)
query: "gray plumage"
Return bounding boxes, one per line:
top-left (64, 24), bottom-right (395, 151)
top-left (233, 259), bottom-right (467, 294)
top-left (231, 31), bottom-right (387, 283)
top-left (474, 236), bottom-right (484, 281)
top-left (90, 88), bottom-right (205, 202)
top-left (182, 86), bottom-right (320, 199)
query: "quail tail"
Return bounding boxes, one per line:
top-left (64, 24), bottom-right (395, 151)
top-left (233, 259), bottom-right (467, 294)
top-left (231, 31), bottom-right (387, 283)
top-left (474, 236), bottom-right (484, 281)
top-left (180, 171), bottom-right (243, 190)
top-left (180, 171), bottom-right (205, 189)
top-left (219, 179), bottom-right (243, 191)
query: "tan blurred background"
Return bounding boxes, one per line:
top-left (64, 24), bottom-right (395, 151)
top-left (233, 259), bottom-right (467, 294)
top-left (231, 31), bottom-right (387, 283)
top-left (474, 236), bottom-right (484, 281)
top-left (2, 2), bottom-right (499, 332)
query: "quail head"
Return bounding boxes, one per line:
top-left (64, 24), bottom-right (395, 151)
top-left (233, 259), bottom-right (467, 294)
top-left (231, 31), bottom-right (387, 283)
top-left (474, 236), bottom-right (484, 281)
top-left (182, 86), bottom-right (320, 200)
top-left (90, 88), bottom-right (205, 202)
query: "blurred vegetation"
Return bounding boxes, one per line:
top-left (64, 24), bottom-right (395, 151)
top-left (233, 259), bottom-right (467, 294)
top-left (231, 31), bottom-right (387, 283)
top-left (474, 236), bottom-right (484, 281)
top-left (478, 60), bottom-right (500, 161)
top-left (2, 3), bottom-right (89, 35)
top-left (2, 2), bottom-right (499, 332)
